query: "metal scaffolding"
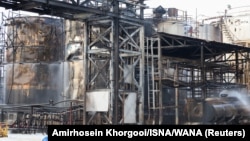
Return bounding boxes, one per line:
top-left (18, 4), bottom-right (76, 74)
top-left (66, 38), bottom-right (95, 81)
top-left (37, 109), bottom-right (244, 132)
top-left (0, 0), bottom-right (146, 125)
top-left (1, 0), bottom-right (250, 126)
top-left (145, 32), bottom-right (250, 124)
top-left (82, 1), bottom-right (145, 125)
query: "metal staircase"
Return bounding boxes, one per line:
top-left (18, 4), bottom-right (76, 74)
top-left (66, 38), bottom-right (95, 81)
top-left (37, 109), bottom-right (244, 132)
top-left (221, 19), bottom-right (235, 44)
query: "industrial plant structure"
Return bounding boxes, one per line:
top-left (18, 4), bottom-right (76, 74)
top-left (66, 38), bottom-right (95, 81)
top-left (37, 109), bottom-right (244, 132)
top-left (0, 0), bottom-right (250, 132)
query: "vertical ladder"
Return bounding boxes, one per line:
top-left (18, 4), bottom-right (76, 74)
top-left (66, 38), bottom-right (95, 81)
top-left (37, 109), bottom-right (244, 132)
top-left (146, 37), bottom-right (162, 124)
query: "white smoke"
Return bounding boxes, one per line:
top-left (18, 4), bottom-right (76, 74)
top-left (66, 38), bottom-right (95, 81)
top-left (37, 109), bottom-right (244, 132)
top-left (219, 89), bottom-right (249, 106)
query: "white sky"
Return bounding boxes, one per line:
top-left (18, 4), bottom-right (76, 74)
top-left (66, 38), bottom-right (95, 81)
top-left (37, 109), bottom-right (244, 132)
top-left (144, 0), bottom-right (250, 18)
top-left (1, 0), bottom-right (250, 19)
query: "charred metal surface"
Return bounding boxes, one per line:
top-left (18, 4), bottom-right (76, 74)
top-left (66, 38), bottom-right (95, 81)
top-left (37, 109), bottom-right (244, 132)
top-left (4, 17), bottom-right (66, 106)
top-left (0, 0), bottom-right (146, 126)
top-left (6, 17), bottom-right (64, 63)
top-left (64, 19), bottom-right (85, 100)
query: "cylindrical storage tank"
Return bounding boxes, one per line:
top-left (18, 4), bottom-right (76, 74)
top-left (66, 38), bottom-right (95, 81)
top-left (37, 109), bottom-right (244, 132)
top-left (157, 21), bottom-right (193, 37)
top-left (197, 23), bottom-right (222, 42)
top-left (223, 15), bottom-right (250, 43)
top-left (4, 16), bottom-right (66, 105)
top-left (203, 103), bottom-right (237, 123)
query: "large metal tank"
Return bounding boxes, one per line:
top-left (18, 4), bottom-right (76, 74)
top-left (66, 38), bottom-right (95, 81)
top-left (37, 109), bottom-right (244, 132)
top-left (196, 23), bottom-right (222, 42)
top-left (4, 16), bottom-right (68, 105)
top-left (221, 6), bottom-right (250, 44)
top-left (4, 16), bottom-right (85, 106)
top-left (154, 7), bottom-right (193, 37)
top-left (223, 15), bottom-right (250, 43)
top-left (157, 20), bottom-right (222, 41)
top-left (184, 93), bottom-right (250, 124)
top-left (157, 20), bottom-right (193, 37)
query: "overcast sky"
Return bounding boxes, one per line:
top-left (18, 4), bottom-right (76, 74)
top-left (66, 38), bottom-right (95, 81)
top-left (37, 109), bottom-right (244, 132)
top-left (144, 0), bottom-right (250, 18)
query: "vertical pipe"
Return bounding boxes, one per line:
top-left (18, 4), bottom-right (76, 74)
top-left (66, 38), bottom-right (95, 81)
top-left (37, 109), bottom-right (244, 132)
top-left (30, 106), bottom-right (33, 116)
top-left (69, 102), bottom-right (72, 125)
top-left (236, 50), bottom-right (239, 82)
top-left (195, 8), bottom-right (198, 38)
top-left (146, 37), bottom-right (151, 123)
top-left (200, 42), bottom-right (205, 124)
top-left (138, 26), bottom-right (144, 124)
top-left (175, 87), bottom-right (179, 124)
top-left (109, 33), bottom-right (114, 123)
top-left (201, 43), bottom-right (206, 99)
top-left (139, 0), bottom-right (144, 20)
top-left (150, 38), bottom-right (155, 124)
top-left (138, 0), bottom-right (145, 125)
top-left (112, 1), bottom-right (119, 125)
top-left (191, 68), bottom-right (194, 98)
top-left (174, 64), bottom-right (179, 125)
top-left (0, 109), bottom-right (3, 122)
top-left (158, 37), bottom-right (163, 124)
top-left (82, 22), bottom-right (88, 125)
